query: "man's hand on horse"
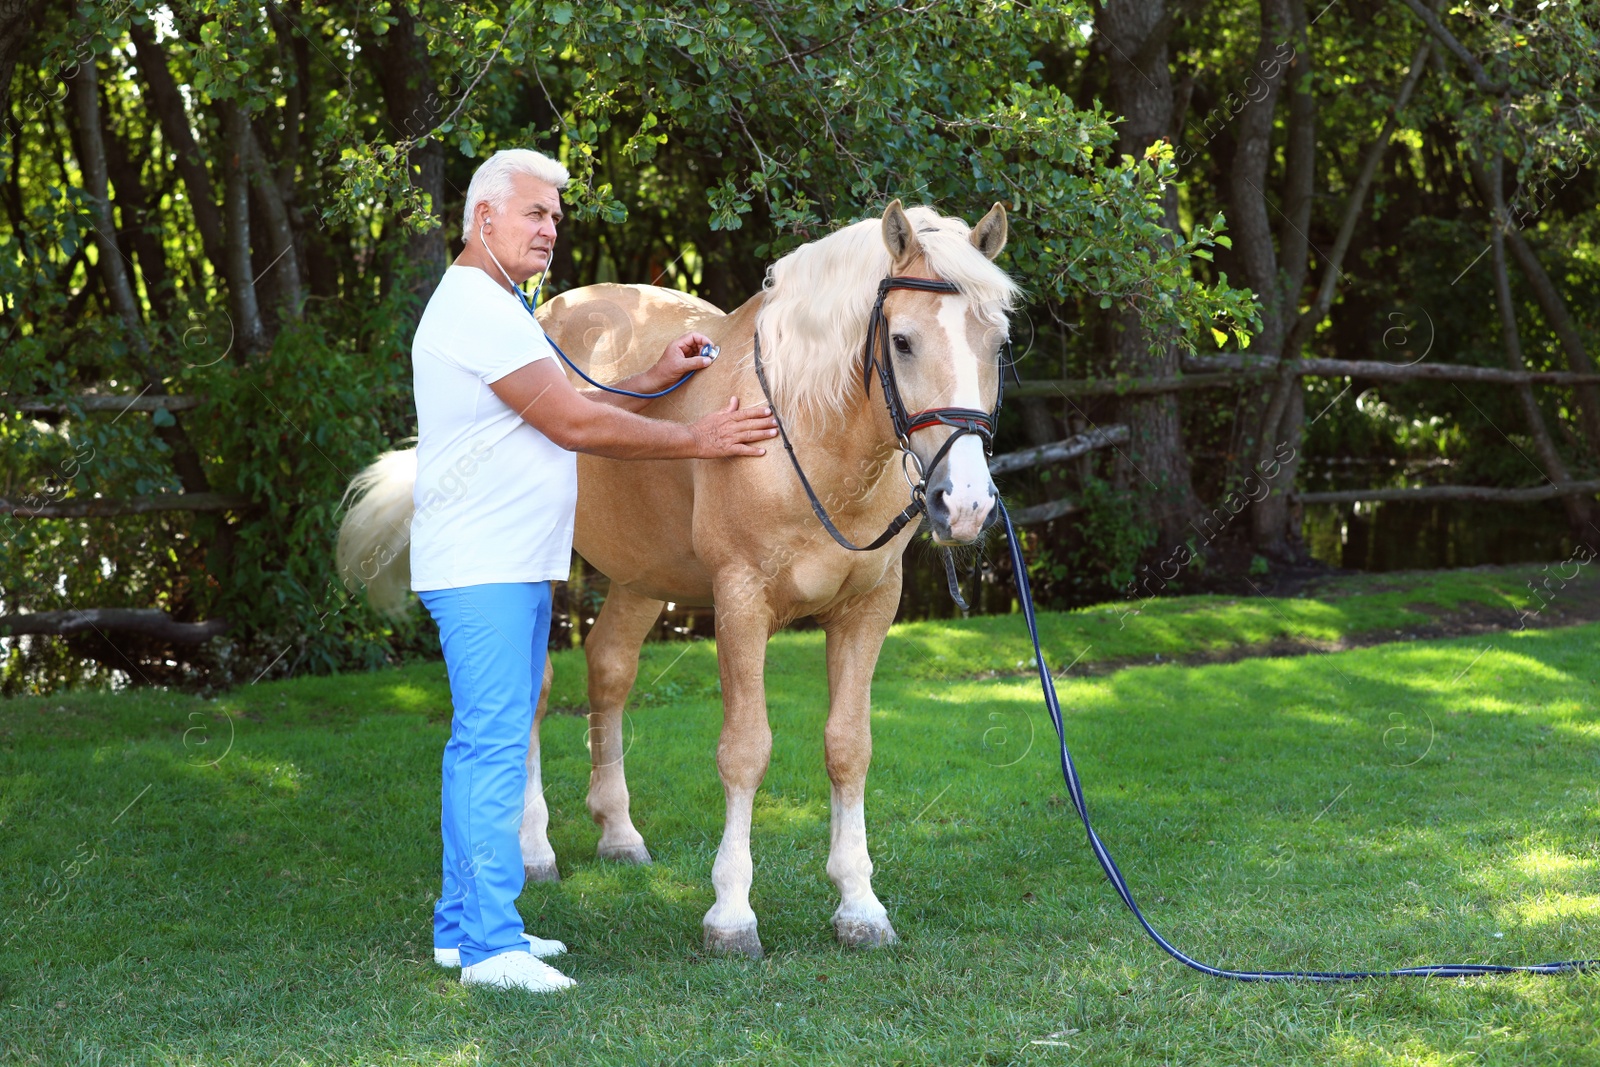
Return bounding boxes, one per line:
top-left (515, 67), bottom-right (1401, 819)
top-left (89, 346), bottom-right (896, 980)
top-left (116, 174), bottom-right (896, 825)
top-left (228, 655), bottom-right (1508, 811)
top-left (646, 331), bottom-right (718, 390)
top-left (689, 397), bottom-right (778, 458)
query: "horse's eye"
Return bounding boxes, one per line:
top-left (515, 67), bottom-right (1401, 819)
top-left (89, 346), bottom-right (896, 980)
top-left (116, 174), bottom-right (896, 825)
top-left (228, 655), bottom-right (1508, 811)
top-left (891, 334), bottom-right (912, 355)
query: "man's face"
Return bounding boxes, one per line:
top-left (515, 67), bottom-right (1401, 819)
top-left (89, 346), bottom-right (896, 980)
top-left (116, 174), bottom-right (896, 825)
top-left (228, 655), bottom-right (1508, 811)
top-left (480, 174), bottom-right (563, 283)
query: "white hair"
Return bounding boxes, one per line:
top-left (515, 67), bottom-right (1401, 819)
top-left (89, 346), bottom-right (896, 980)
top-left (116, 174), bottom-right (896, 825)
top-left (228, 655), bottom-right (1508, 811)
top-left (753, 205), bottom-right (1021, 425)
top-left (460, 149), bottom-right (570, 237)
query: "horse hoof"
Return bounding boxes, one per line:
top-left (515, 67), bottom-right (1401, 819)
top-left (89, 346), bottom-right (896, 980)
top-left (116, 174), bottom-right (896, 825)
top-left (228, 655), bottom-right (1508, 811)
top-left (523, 860), bottom-right (560, 883)
top-left (703, 922), bottom-right (764, 959)
top-left (835, 916), bottom-right (898, 949)
top-left (596, 842), bottom-right (653, 865)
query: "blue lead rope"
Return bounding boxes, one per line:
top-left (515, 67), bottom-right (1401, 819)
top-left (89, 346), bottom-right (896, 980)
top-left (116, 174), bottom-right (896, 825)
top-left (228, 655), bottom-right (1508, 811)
top-left (997, 500), bottom-right (1597, 982)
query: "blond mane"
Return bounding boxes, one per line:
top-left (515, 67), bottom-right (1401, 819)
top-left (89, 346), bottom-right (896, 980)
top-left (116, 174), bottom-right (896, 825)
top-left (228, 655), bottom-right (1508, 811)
top-left (753, 206), bottom-right (1022, 425)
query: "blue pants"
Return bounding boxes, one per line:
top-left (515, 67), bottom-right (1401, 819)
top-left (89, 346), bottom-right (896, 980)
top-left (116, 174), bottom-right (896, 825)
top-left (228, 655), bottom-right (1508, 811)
top-left (419, 581), bottom-right (551, 967)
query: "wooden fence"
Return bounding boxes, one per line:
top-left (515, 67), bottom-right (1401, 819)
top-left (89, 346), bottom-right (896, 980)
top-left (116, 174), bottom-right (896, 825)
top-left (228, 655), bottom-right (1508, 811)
top-left (1011, 353), bottom-right (1600, 509)
top-left (6, 346), bottom-right (1596, 645)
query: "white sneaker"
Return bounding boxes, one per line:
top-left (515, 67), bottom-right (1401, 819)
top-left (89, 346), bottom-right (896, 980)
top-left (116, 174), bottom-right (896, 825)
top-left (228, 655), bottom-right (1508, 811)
top-left (460, 950), bottom-right (575, 993)
top-left (434, 933), bottom-right (566, 968)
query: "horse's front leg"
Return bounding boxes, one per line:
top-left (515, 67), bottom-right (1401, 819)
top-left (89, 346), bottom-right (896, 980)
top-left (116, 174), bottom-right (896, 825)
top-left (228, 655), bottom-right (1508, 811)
top-left (819, 573), bottom-right (901, 947)
top-left (519, 653), bottom-right (560, 882)
top-left (703, 568), bottom-right (774, 958)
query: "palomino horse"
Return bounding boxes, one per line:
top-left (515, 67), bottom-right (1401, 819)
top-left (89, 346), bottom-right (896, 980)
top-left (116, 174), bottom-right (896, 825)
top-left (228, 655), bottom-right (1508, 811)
top-left (339, 201), bottom-right (1018, 956)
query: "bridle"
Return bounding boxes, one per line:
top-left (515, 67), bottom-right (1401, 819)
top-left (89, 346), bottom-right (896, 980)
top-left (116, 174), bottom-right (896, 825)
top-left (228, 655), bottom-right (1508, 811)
top-left (752, 275), bottom-right (1012, 562)
top-left (862, 276), bottom-right (1002, 487)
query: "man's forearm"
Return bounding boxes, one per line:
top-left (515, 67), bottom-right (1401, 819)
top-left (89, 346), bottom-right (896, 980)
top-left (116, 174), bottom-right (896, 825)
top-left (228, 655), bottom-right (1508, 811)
top-left (554, 400), bottom-right (700, 459)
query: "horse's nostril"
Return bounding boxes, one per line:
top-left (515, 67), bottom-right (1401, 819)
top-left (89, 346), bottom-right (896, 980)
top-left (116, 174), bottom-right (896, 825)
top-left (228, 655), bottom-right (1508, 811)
top-left (944, 490), bottom-right (994, 514)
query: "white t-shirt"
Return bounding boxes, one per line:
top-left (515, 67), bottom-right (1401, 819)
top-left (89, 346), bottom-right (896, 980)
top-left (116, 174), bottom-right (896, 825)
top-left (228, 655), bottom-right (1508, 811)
top-left (409, 265), bottom-right (578, 590)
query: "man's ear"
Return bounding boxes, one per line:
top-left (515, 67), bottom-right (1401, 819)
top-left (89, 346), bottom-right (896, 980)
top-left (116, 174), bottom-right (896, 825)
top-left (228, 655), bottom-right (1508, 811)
top-left (970, 203), bottom-right (1007, 261)
top-left (882, 199), bottom-right (920, 268)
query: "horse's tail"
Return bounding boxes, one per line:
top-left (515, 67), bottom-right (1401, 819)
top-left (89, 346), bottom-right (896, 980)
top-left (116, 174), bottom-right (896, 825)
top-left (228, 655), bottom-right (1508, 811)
top-left (337, 448), bottom-right (417, 619)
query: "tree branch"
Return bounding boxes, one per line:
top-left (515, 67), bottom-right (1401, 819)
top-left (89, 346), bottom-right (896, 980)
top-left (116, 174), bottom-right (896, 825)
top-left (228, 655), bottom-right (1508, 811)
top-left (1394, 0), bottom-right (1505, 93)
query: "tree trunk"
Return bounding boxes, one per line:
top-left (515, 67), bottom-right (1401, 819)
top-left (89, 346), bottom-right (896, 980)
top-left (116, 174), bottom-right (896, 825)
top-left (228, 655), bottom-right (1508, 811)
top-left (0, 0), bottom-right (43, 123)
top-left (0, 608), bottom-right (228, 643)
top-left (1464, 157), bottom-right (1600, 456)
top-left (0, 0), bottom-right (45, 128)
top-left (1017, 396), bottom-right (1059, 447)
top-left (220, 99), bottom-right (268, 357)
top-left (246, 126), bottom-right (304, 321)
top-left (1228, 0), bottom-right (1296, 355)
top-left (1256, 39), bottom-right (1432, 557)
top-left (67, 62), bottom-right (145, 335)
top-left (1485, 152), bottom-right (1590, 529)
top-left (98, 76), bottom-right (174, 322)
top-left (373, 5), bottom-right (448, 310)
top-left (66, 57), bottom-right (215, 502)
top-left (127, 22), bottom-right (230, 293)
top-left (1276, 0), bottom-right (1315, 309)
top-left (1225, 0), bottom-right (1300, 558)
top-left (1095, 0), bottom-right (1201, 550)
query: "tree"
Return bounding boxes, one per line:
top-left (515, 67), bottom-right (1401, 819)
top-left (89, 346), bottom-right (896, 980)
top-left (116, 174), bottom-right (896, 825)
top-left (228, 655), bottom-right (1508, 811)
top-left (0, 0), bottom-right (1248, 690)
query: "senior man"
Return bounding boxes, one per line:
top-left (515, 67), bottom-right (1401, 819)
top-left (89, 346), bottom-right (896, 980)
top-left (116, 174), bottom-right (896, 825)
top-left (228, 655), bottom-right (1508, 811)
top-left (411, 148), bottom-right (776, 994)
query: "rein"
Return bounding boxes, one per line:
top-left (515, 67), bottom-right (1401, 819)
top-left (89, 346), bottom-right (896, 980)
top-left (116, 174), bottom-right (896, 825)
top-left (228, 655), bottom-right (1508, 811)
top-left (1000, 500), bottom-right (1596, 981)
top-left (760, 272), bottom-right (1596, 983)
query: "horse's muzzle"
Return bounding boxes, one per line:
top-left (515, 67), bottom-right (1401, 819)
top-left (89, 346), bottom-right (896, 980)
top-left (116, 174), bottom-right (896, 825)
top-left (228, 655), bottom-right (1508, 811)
top-left (925, 436), bottom-right (998, 544)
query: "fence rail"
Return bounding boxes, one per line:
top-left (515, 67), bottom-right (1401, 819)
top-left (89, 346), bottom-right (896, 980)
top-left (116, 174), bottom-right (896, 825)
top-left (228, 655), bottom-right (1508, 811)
top-left (0, 492), bottom-right (252, 519)
top-left (987, 425), bottom-right (1129, 475)
top-left (1185, 354), bottom-right (1600, 386)
top-left (985, 425), bottom-right (1130, 524)
top-left (0, 608), bottom-right (227, 643)
top-left (11, 393), bottom-right (204, 414)
top-left (1011, 356), bottom-right (1600, 399)
top-left (1294, 479), bottom-right (1600, 505)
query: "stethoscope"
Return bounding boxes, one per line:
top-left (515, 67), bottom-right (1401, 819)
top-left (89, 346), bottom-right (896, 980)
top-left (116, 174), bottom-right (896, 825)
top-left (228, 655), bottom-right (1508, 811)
top-left (477, 217), bottom-right (714, 400)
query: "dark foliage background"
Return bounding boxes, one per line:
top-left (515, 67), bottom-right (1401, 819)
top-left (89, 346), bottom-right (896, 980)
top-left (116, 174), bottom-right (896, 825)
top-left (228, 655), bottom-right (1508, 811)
top-left (1, 0), bottom-right (1596, 692)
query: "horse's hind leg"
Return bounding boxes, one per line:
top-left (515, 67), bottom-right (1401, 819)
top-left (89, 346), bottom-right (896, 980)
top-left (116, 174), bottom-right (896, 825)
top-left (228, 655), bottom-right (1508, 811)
top-left (519, 653), bottom-right (560, 882)
top-left (819, 577), bottom-right (900, 948)
top-left (585, 584), bottom-right (665, 863)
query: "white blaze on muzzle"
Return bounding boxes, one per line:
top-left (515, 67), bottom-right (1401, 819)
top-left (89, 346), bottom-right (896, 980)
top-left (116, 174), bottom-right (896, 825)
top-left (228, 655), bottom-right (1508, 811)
top-left (931, 295), bottom-right (997, 541)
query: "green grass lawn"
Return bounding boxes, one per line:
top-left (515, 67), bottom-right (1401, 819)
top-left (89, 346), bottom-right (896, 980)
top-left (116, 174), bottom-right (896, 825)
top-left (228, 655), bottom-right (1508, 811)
top-left (2, 570), bottom-right (1597, 1065)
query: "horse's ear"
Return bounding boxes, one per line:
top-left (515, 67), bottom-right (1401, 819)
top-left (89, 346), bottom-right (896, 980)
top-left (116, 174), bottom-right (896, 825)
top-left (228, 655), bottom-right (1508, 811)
top-left (881, 199), bottom-right (920, 266)
top-left (971, 203), bottom-right (1007, 261)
